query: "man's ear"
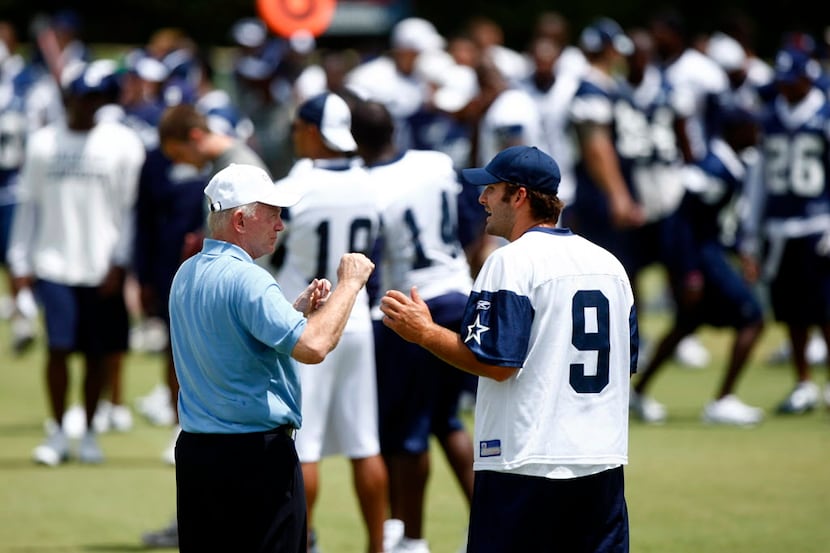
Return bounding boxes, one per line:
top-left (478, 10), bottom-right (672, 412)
top-left (188, 127), bottom-right (205, 143)
top-left (514, 186), bottom-right (529, 205)
top-left (231, 208), bottom-right (246, 231)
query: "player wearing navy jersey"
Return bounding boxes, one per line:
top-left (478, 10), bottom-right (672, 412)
top-left (381, 145), bottom-right (636, 553)
top-left (747, 47), bottom-right (830, 414)
top-left (632, 106), bottom-right (765, 425)
top-left (272, 92), bottom-right (390, 553)
top-left (352, 99), bottom-right (474, 553)
top-left (564, 18), bottom-right (645, 271)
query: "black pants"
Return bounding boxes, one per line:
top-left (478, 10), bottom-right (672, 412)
top-left (176, 427), bottom-right (307, 553)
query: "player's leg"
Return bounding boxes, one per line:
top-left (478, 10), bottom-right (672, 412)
top-left (332, 331), bottom-right (388, 553)
top-left (376, 316), bottom-right (432, 544)
top-left (32, 280), bottom-right (78, 465)
top-left (770, 237), bottom-right (822, 414)
top-left (294, 352), bottom-right (337, 551)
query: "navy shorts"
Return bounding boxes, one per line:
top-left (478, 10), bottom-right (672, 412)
top-left (467, 467), bottom-right (629, 553)
top-left (769, 235), bottom-right (830, 325)
top-left (35, 279), bottom-right (129, 354)
top-left (176, 427), bottom-right (306, 553)
top-left (0, 203), bottom-right (13, 265)
top-left (675, 243), bottom-right (763, 330)
top-left (375, 292), bottom-right (469, 455)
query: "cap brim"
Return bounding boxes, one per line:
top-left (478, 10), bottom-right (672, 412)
top-left (260, 187), bottom-right (302, 208)
top-left (460, 167), bottom-right (502, 186)
top-left (321, 128), bottom-right (357, 152)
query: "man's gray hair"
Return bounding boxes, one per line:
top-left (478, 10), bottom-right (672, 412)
top-left (206, 202), bottom-right (258, 236)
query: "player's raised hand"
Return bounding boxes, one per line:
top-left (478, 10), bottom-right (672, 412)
top-left (380, 286), bottom-right (434, 343)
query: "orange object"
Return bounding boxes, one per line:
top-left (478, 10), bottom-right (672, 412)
top-left (256, 0), bottom-right (337, 38)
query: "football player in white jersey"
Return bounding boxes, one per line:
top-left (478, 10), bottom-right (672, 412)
top-left (380, 145), bottom-right (637, 553)
top-left (272, 92), bottom-right (389, 553)
top-left (352, 99), bottom-right (474, 553)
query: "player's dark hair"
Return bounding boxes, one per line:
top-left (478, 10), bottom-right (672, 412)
top-left (503, 183), bottom-right (563, 224)
top-left (351, 99), bottom-right (394, 158)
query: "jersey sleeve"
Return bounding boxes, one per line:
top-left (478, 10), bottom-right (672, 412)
top-left (461, 251), bottom-right (533, 366)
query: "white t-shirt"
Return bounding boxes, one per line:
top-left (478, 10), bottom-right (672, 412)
top-left (8, 120), bottom-right (145, 285)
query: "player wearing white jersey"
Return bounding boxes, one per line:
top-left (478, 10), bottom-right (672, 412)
top-left (8, 60), bottom-right (145, 466)
top-left (273, 92), bottom-right (389, 553)
top-left (650, 9), bottom-right (729, 163)
top-left (352, 99), bottom-right (474, 553)
top-left (380, 145), bottom-right (636, 553)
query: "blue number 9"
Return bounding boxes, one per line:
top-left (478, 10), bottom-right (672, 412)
top-left (570, 290), bottom-right (610, 393)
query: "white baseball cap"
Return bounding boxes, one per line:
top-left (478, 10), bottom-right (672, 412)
top-left (204, 163), bottom-right (301, 212)
top-left (296, 92), bottom-right (357, 153)
top-left (707, 32), bottom-right (746, 72)
top-left (433, 63), bottom-right (479, 113)
top-left (391, 17), bottom-right (445, 53)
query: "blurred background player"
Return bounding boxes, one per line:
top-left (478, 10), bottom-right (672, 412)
top-left (0, 20), bottom-right (49, 354)
top-left (272, 91), bottom-right (389, 553)
top-left (352, 99), bottom-right (475, 553)
top-left (7, 59), bottom-right (145, 465)
top-left (345, 17), bottom-right (445, 154)
top-left (631, 105), bottom-right (766, 425)
top-left (745, 46), bottom-right (830, 414)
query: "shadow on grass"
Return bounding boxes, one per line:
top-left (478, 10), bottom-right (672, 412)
top-left (3, 547), bottom-right (155, 552)
top-left (85, 544), bottom-right (163, 551)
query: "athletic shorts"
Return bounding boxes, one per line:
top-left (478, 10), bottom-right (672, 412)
top-left (375, 292), bottom-right (469, 455)
top-left (176, 426), bottom-right (306, 553)
top-left (769, 235), bottom-right (830, 325)
top-left (35, 279), bottom-right (129, 354)
top-left (0, 203), bottom-right (13, 265)
top-left (294, 328), bottom-right (380, 461)
top-left (467, 467), bottom-right (629, 553)
top-left (675, 242), bottom-right (763, 330)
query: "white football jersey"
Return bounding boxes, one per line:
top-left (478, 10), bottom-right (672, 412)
top-left (520, 73), bottom-right (582, 206)
top-left (463, 228), bottom-right (637, 478)
top-left (274, 158), bottom-right (381, 330)
top-left (366, 149), bottom-right (472, 302)
top-left (663, 48), bottom-right (729, 161)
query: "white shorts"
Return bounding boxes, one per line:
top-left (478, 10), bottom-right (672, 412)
top-left (294, 328), bottom-right (380, 462)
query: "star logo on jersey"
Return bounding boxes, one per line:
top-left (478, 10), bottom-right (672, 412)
top-left (464, 313), bottom-right (490, 345)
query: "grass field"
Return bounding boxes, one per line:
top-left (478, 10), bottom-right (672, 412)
top-left (0, 269), bottom-right (828, 553)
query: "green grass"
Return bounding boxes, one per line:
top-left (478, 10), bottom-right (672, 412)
top-left (0, 269), bottom-right (829, 552)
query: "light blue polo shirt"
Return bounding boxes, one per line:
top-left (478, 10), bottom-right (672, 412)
top-left (169, 239), bottom-right (307, 433)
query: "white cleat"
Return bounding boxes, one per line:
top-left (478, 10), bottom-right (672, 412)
top-left (702, 395), bottom-right (763, 426)
top-left (629, 390), bottom-right (667, 424)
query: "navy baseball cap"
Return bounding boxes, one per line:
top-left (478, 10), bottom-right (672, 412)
top-left (774, 47), bottom-right (821, 84)
top-left (63, 59), bottom-right (121, 97)
top-left (461, 145), bottom-right (561, 195)
top-left (579, 17), bottom-right (633, 56)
